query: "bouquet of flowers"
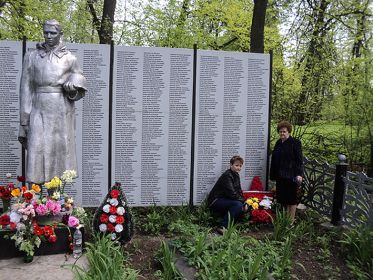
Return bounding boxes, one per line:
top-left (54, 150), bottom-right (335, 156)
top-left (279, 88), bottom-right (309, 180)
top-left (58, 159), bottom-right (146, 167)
top-left (245, 195), bottom-right (274, 224)
top-left (0, 171), bottom-right (80, 261)
top-left (0, 174), bottom-right (26, 213)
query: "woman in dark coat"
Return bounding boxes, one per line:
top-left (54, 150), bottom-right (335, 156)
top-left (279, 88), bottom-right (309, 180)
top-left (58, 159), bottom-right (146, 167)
top-left (270, 121), bottom-right (304, 222)
top-left (207, 155), bottom-right (247, 233)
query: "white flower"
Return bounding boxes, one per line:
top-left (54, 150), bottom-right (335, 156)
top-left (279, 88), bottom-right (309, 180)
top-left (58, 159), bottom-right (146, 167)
top-left (109, 198), bottom-right (118, 206)
top-left (109, 215), bottom-right (117, 223)
top-left (16, 223), bottom-right (26, 231)
top-left (102, 204), bottom-right (110, 213)
top-left (259, 197), bottom-right (272, 209)
top-left (6, 173), bottom-right (12, 178)
top-left (61, 170), bottom-right (77, 183)
top-left (10, 211), bottom-right (21, 223)
top-left (111, 233), bottom-right (117, 240)
top-left (115, 224), bottom-right (123, 233)
top-left (116, 207), bottom-right (125, 215)
top-left (52, 191), bottom-right (61, 200)
top-left (99, 224), bottom-right (107, 232)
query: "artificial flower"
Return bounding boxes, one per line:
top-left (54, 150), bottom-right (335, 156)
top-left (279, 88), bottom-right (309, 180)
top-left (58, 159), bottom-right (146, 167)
top-left (107, 223), bottom-right (115, 232)
top-left (31, 184), bottom-right (41, 193)
top-left (48, 235), bottom-right (57, 243)
top-left (109, 198), bottom-right (119, 206)
top-left (44, 177), bottom-right (62, 189)
top-left (99, 223), bottom-right (107, 232)
top-left (100, 214), bottom-right (109, 223)
top-left (111, 233), bottom-right (117, 240)
top-left (110, 189), bottom-right (120, 198)
top-left (102, 204), bottom-right (110, 213)
top-left (11, 188), bottom-right (21, 197)
top-left (68, 216), bottom-right (79, 228)
top-left (33, 225), bottom-right (44, 236)
top-left (0, 214), bottom-right (10, 226)
top-left (23, 191), bottom-right (33, 202)
top-left (252, 202), bottom-right (259, 209)
top-left (51, 191), bottom-right (61, 200)
top-left (109, 215), bottom-right (117, 223)
top-left (9, 222), bottom-right (17, 230)
top-left (6, 173), bottom-right (12, 178)
top-left (43, 225), bottom-right (54, 237)
top-left (115, 224), bottom-right (123, 233)
top-left (61, 170), bottom-right (77, 183)
top-left (35, 204), bottom-right (48, 216)
top-left (116, 215), bottom-right (124, 224)
top-left (10, 211), bottom-right (21, 223)
top-left (21, 185), bottom-right (27, 192)
top-left (116, 207), bottom-right (125, 215)
top-left (17, 176), bottom-right (25, 182)
top-left (109, 206), bottom-right (117, 214)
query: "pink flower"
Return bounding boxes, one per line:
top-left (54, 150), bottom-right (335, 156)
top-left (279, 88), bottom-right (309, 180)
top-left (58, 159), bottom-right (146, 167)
top-left (68, 216), bottom-right (79, 228)
top-left (36, 204), bottom-right (48, 216)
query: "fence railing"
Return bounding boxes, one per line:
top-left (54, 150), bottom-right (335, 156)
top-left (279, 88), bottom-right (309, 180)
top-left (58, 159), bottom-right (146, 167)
top-left (301, 156), bottom-right (373, 228)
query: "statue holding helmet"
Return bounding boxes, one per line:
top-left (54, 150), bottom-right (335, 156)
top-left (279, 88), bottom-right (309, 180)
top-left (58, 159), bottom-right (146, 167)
top-left (18, 19), bottom-right (87, 184)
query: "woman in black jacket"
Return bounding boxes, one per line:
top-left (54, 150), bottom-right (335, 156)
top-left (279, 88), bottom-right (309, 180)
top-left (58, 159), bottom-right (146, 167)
top-left (208, 155), bottom-right (247, 233)
top-left (270, 121), bottom-right (304, 222)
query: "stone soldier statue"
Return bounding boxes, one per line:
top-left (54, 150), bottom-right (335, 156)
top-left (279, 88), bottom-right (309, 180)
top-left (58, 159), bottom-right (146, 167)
top-left (18, 19), bottom-right (87, 184)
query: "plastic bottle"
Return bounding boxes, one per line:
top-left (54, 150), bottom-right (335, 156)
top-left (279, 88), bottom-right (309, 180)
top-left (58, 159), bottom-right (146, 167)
top-left (73, 226), bottom-right (82, 258)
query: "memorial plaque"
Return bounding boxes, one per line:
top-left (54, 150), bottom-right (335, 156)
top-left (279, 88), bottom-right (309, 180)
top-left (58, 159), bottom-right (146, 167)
top-left (112, 46), bottom-right (193, 206)
top-left (69, 43), bottom-right (110, 207)
top-left (194, 50), bottom-right (270, 205)
top-left (0, 41), bottom-right (22, 197)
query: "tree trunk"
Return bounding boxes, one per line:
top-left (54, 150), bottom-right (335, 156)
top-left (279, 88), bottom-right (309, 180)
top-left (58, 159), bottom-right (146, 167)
top-left (250, 0), bottom-right (268, 53)
top-left (87, 0), bottom-right (117, 44)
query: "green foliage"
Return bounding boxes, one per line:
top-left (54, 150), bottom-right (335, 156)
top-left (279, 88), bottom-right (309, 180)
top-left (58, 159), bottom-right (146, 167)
top-left (271, 208), bottom-right (293, 241)
top-left (72, 234), bottom-right (138, 280)
top-left (155, 240), bottom-right (184, 280)
top-left (339, 225), bottom-right (373, 279)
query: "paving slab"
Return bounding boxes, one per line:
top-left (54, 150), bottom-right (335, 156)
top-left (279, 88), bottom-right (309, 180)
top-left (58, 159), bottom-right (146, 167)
top-left (0, 254), bottom-right (88, 280)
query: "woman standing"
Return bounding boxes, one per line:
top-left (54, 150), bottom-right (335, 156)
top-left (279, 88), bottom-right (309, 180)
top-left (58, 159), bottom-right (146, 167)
top-left (270, 121), bottom-right (304, 222)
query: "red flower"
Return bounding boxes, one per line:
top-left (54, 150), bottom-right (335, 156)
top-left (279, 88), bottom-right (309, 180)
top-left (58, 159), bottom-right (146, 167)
top-left (7, 183), bottom-right (14, 189)
top-left (116, 216), bottom-right (125, 224)
top-left (109, 206), bottom-right (117, 214)
top-left (10, 222), bottom-right (17, 230)
top-left (0, 190), bottom-right (11, 200)
top-left (17, 176), bottom-right (26, 182)
top-left (68, 235), bottom-right (72, 242)
top-left (251, 209), bottom-right (273, 223)
top-left (107, 223), bottom-right (115, 232)
top-left (43, 225), bottom-right (54, 237)
top-left (48, 235), bottom-right (57, 243)
top-left (0, 214), bottom-right (10, 226)
top-left (69, 243), bottom-right (74, 251)
top-left (110, 189), bottom-right (120, 198)
top-left (21, 185), bottom-right (27, 192)
top-left (100, 214), bottom-right (109, 223)
top-left (23, 191), bottom-right (33, 202)
top-left (33, 225), bottom-right (44, 236)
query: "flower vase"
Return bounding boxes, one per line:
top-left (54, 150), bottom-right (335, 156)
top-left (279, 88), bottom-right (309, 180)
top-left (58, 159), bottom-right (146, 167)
top-left (1, 199), bottom-right (10, 213)
top-left (23, 253), bottom-right (34, 263)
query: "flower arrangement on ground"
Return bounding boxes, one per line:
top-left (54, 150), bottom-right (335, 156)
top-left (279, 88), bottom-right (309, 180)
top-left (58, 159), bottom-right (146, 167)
top-left (0, 171), bottom-right (80, 260)
top-left (0, 174), bottom-right (26, 213)
top-left (93, 182), bottom-right (133, 243)
top-left (245, 195), bottom-right (274, 224)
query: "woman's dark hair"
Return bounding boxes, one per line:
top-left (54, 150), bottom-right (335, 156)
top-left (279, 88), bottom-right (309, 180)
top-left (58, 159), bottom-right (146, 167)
top-left (277, 121), bottom-right (292, 133)
top-left (230, 155), bottom-right (244, 165)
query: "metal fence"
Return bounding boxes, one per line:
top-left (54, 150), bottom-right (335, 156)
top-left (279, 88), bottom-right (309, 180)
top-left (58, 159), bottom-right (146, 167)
top-left (300, 156), bottom-right (373, 228)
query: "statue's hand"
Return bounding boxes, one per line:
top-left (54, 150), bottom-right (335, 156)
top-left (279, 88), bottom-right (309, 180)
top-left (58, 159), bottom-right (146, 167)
top-left (18, 125), bottom-right (28, 149)
top-left (62, 81), bottom-right (76, 93)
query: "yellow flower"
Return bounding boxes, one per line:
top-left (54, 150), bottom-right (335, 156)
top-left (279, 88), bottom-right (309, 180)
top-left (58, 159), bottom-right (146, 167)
top-left (252, 202), bottom-right (259, 209)
top-left (32, 184), bottom-right (41, 193)
top-left (246, 198), bottom-right (253, 206)
top-left (45, 176), bottom-right (62, 189)
top-left (11, 188), bottom-right (21, 197)
top-left (253, 197), bottom-right (259, 202)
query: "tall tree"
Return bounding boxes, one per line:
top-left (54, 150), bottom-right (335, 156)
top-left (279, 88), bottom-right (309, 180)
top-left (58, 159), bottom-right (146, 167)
top-left (87, 0), bottom-right (117, 44)
top-left (250, 0), bottom-right (268, 53)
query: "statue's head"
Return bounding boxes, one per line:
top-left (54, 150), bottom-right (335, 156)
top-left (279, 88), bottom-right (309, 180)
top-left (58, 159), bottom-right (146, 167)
top-left (43, 19), bottom-right (63, 47)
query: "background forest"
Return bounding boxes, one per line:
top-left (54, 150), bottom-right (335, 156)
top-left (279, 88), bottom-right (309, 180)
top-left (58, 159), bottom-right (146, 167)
top-left (0, 0), bottom-right (372, 175)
